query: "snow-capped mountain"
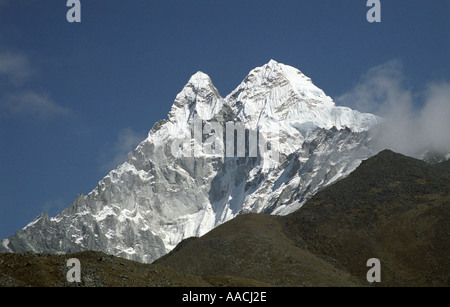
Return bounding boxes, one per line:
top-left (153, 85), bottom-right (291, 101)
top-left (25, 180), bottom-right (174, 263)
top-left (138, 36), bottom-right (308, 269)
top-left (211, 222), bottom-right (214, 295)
top-left (0, 60), bottom-right (381, 263)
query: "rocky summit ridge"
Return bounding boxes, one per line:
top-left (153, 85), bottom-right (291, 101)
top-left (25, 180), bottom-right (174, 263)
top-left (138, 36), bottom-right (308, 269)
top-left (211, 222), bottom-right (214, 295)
top-left (1, 60), bottom-right (381, 263)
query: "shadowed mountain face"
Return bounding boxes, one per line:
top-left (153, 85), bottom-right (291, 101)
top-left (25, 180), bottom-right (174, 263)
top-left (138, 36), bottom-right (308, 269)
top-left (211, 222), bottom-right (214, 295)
top-left (155, 150), bottom-right (450, 287)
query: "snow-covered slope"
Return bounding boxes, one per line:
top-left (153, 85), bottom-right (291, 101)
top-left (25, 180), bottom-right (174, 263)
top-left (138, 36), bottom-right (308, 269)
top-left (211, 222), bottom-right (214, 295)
top-left (0, 60), bottom-right (381, 262)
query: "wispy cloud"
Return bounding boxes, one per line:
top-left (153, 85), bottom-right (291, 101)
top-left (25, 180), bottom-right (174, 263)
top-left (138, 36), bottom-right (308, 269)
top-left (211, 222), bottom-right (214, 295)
top-left (100, 127), bottom-right (146, 172)
top-left (415, 82), bottom-right (450, 153)
top-left (0, 51), bottom-right (34, 85)
top-left (336, 60), bottom-right (413, 115)
top-left (0, 49), bottom-right (74, 120)
top-left (336, 60), bottom-right (450, 157)
top-left (42, 198), bottom-right (67, 215)
top-left (1, 91), bottom-right (74, 120)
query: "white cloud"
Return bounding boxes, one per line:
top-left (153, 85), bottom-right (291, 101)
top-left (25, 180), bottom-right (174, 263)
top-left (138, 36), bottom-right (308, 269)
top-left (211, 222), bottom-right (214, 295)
top-left (1, 91), bottom-right (73, 120)
top-left (416, 82), bottom-right (450, 154)
top-left (336, 60), bottom-right (450, 157)
top-left (100, 127), bottom-right (146, 172)
top-left (0, 49), bottom-right (75, 121)
top-left (0, 49), bottom-right (73, 121)
top-left (0, 52), bottom-right (34, 85)
top-left (336, 60), bottom-right (413, 115)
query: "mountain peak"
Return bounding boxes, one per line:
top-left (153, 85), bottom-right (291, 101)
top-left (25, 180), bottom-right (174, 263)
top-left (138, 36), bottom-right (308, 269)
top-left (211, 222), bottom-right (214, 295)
top-left (1, 61), bottom-right (383, 264)
top-left (169, 70), bottom-right (223, 122)
top-left (172, 71), bottom-right (220, 105)
top-left (266, 58), bottom-right (280, 67)
top-left (234, 60), bottom-right (327, 102)
top-left (188, 71), bottom-right (213, 86)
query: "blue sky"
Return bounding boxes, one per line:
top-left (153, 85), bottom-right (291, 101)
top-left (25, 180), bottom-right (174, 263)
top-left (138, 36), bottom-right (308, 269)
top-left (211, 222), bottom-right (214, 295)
top-left (0, 0), bottom-right (449, 239)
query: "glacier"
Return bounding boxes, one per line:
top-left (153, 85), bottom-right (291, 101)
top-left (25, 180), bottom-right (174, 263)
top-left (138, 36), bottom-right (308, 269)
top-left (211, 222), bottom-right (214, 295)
top-left (0, 60), bottom-right (382, 262)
